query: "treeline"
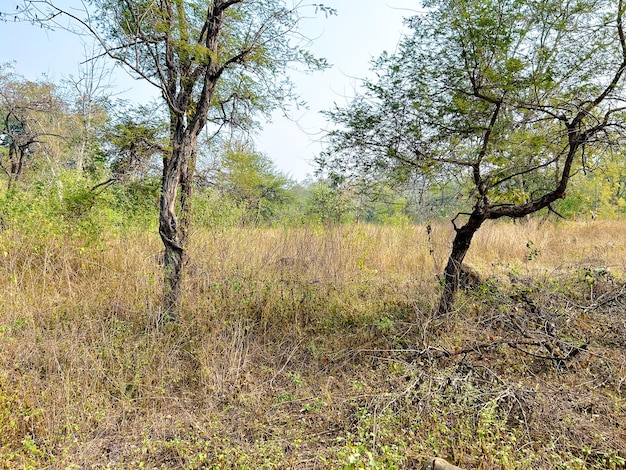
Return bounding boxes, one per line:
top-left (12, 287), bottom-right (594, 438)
top-left (2, 62), bottom-right (626, 235)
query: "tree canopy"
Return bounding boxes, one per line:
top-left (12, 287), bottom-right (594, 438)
top-left (20, 0), bottom-right (330, 319)
top-left (0, 65), bottom-right (66, 191)
top-left (319, 0), bottom-right (626, 313)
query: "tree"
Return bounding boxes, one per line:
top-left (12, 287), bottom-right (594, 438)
top-left (104, 104), bottom-right (166, 183)
top-left (304, 179), bottom-right (355, 225)
top-left (24, 0), bottom-right (330, 319)
top-left (216, 142), bottom-right (293, 224)
top-left (0, 66), bottom-right (65, 191)
top-left (319, 0), bottom-right (626, 315)
top-left (64, 46), bottom-right (113, 176)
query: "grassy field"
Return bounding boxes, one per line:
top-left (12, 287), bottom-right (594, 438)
top-left (1, 220), bottom-right (625, 469)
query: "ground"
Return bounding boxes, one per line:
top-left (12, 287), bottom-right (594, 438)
top-left (1, 220), bottom-right (625, 468)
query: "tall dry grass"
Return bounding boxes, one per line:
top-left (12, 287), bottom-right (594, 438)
top-left (1, 220), bottom-right (625, 468)
top-left (469, 219), bottom-right (626, 272)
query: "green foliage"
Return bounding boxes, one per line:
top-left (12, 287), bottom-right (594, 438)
top-left (104, 104), bottom-right (166, 182)
top-left (0, 170), bottom-right (158, 243)
top-left (216, 143), bottom-right (294, 225)
top-left (320, 0), bottom-right (626, 223)
top-left (525, 240), bottom-right (540, 262)
top-left (304, 182), bottom-right (356, 225)
top-left (191, 190), bottom-right (249, 228)
top-left (58, 173), bottom-right (159, 238)
top-left (110, 177), bottom-right (160, 227)
top-left (0, 378), bottom-right (46, 469)
top-left (557, 160), bottom-right (626, 220)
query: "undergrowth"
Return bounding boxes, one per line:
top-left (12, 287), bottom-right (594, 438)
top-left (0, 220), bottom-right (625, 468)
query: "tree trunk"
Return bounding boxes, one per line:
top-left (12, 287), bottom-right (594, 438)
top-left (179, 145), bottom-right (197, 242)
top-left (158, 131), bottom-right (196, 322)
top-left (6, 145), bottom-right (22, 192)
top-left (437, 212), bottom-right (486, 316)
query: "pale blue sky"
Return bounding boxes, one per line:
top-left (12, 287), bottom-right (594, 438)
top-left (0, 1), bottom-right (420, 181)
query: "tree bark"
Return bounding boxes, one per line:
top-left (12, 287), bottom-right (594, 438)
top-left (437, 211), bottom-right (486, 316)
top-left (6, 146), bottom-right (25, 192)
top-left (159, 129), bottom-right (196, 322)
top-left (179, 145), bottom-right (197, 242)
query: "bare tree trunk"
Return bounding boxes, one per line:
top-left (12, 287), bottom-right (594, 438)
top-left (158, 131), bottom-right (196, 322)
top-left (159, 159), bottom-right (183, 320)
top-left (437, 212), bottom-right (485, 316)
top-left (179, 146), bottom-right (197, 241)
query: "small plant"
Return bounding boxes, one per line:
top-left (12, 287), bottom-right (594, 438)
top-left (276, 391), bottom-right (295, 403)
top-left (526, 240), bottom-right (541, 261)
top-left (350, 380), bottom-right (366, 390)
top-left (375, 316), bottom-right (394, 333)
top-left (286, 371), bottom-right (304, 387)
top-left (300, 397), bottom-right (325, 413)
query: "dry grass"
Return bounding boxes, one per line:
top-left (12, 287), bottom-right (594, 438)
top-left (469, 219), bottom-right (626, 272)
top-left (0, 220), bottom-right (625, 469)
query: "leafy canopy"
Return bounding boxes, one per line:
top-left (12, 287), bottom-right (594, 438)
top-left (320, 0), bottom-right (626, 214)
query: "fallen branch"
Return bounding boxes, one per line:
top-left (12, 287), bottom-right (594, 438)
top-left (426, 338), bottom-right (589, 366)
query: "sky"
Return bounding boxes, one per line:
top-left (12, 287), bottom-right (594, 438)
top-left (0, 0), bottom-right (420, 181)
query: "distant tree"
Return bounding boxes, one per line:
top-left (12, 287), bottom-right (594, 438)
top-left (304, 180), bottom-right (355, 225)
top-left (561, 155), bottom-right (626, 220)
top-left (24, 0), bottom-right (331, 319)
top-left (0, 66), bottom-right (65, 191)
top-left (104, 105), bottom-right (166, 183)
top-left (321, 175), bottom-right (453, 224)
top-left (216, 142), bottom-right (293, 224)
top-left (319, 0), bottom-right (626, 315)
top-left (64, 47), bottom-right (113, 176)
